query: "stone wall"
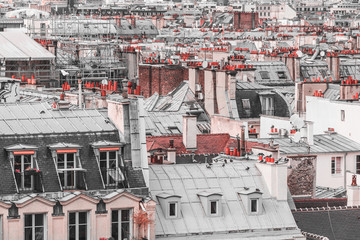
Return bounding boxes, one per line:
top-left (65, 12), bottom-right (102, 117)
top-left (287, 155), bottom-right (317, 197)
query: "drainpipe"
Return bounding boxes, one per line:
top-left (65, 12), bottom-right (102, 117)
top-left (344, 152), bottom-right (348, 188)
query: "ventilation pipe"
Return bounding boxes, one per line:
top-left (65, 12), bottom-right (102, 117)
top-left (78, 78), bottom-right (82, 109)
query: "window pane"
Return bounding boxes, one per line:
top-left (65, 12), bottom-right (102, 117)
top-left (112, 210), bottom-right (118, 222)
top-left (25, 214), bottom-right (32, 227)
top-left (109, 151), bottom-right (116, 159)
top-left (121, 210), bottom-right (130, 222)
top-left (111, 223), bottom-right (118, 239)
top-left (69, 212), bottom-right (76, 224)
top-left (169, 203), bottom-right (176, 216)
top-left (14, 155), bottom-right (21, 171)
top-left (79, 225), bottom-right (87, 240)
top-left (69, 225), bottom-right (76, 240)
top-left (35, 214), bottom-right (43, 226)
top-left (79, 212), bottom-right (87, 224)
top-left (121, 222), bottom-right (130, 240)
top-left (24, 175), bottom-right (32, 189)
top-left (58, 154), bottom-right (65, 163)
top-left (24, 155), bottom-right (32, 170)
top-left (100, 152), bottom-right (107, 160)
top-left (251, 199), bottom-right (257, 212)
top-left (210, 201), bottom-right (217, 214)
top-left (35, 227), bottom-right (44, 240)
top-left (67, 172), bottom-right (75, 187)
top-left (24, 228), bottom-right (32, 240)
top-left (109, 159), bottom-right (117, 169)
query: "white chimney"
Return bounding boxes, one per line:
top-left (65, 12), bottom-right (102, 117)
top-left (183, 114), bottom-right (197, 150)
top-left (306, 121), bottom-right (314, 145)
top-left (255, 146), bottom-right (287, 201)
top-left (167, 139), bottom-right (176, 163)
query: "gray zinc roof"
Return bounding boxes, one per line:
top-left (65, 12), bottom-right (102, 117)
top-left (0, 102), bottom-right (117, 135)
top-left (150, 162), bottom-right (302, 239)
top-left (254, 133), bottom-right (360, 155)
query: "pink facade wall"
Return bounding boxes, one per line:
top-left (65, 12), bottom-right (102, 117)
top-left (0, 193), bottom-right (156, 240)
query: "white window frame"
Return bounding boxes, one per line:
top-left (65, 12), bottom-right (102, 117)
top-left (68, 211), bottom-right (90, 240)
top-left (24, 213), bottom-right (47, 240)
top-left (168, 202), bottom-right (177, 218)
top-left (99, 151), bottom-right (119, 186)
top-left (260, 96), bottom-right (274, 116)
top-left (250, 199), bottom-right (258, 213)
top-left (331, 157), bottom-right (342, 175)
top-left (56, 152), bottom-right (77, 189)
top-left (13, 154), bottom-right (34, 190)
top-left (111, 209), bottom-right (133, 240)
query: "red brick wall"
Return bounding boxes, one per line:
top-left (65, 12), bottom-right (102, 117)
top-left (139, 64), bottom-right (188, 97)
top-left (233, 12), bottom-right (259, 30)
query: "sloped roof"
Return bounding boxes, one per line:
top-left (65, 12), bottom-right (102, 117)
top-left (0, 102), bottom-right (117, 135)
top-left (143, 81), bottom-right (210, 136)
top-left (150, 162), bottom-right (303, 239)
top-left (293, 207), bottom-right (360, 240)
top-left (0, 32), bottom-right (55, 60)
top-left (253, 133), bottom-right (360, 155)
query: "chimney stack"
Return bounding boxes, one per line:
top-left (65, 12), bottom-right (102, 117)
top-left (183, 114), bottom-right (197, 150)
top-left (306, 121), bottom-right (314, 145)
top-left (167, 139), bottom-right (176, 163)
top-left (347, 175), bottom-right (360, 206)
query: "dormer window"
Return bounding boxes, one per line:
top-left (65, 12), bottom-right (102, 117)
top-left (5, 144), bottom-right (42, 193)
top-left (49, 143), bottom-right (86, 191)
top-left (197, 191), bottom-right (222, 217)
top-left (92, 141), bottom-right (125, 188)
top-left (239, 188), bottom-right (263, 215)
top-left (157, 193), bottom-right (181, 219)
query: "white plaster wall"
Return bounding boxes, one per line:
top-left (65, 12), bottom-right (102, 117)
top-left (259, 116), bottom-right (292, 138)
top-left (306, 96), bottom-right (360, 143)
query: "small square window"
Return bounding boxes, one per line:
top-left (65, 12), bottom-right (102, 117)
top-left (260, 71), bottom-right (270, 80)
top-left (277, 71), bottom-right (287, 80)
top-left (251, 199), bottom-right (258, 213)
top-left (210, 201), bottom-right (217, 214)
top-left (169, 203), bottom-right (177, 217)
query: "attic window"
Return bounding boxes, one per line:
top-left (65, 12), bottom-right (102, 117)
top-left (168, 126), bottom-right (180, 134)
top-left (242, 99), bottom-right (251, 117)
top-left (260, 71), bottom-right (270, 80)
top-left (251, 199), bottom-right (258, 213)
top-left (169, 202), bottom-right (177, 217)
top-left (210, 201), bottom-right (218, 215)
top-left (277, 71), bottom-right (287, 79)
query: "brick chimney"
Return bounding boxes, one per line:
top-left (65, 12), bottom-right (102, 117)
top-left (183, 114), bottom-right (197, 150)
top-left (340, 82), bottom-right (360, 100)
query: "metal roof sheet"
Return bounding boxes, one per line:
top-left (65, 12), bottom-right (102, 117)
top-left (0, 102), bottom-right (116, 135)
top-left (150, 162), bottom-right (301, 238)
top-left (0, 32), bottom-right (55, 60)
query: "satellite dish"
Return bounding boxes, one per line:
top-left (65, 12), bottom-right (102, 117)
top-left (293, 132), bottom-right (301, 143)
top-left (202, 61), bottom-right (208, 69)
top-left (296, 50), bottom-right (303, 58)
top-left (294, 117), bottom-right (305, 129)
top-left (320, 51), bottom-right (325, 57)
top-left (290, 114), bottom-right (305, 129)
top-left (290, 114), bottom-right (299, 124)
